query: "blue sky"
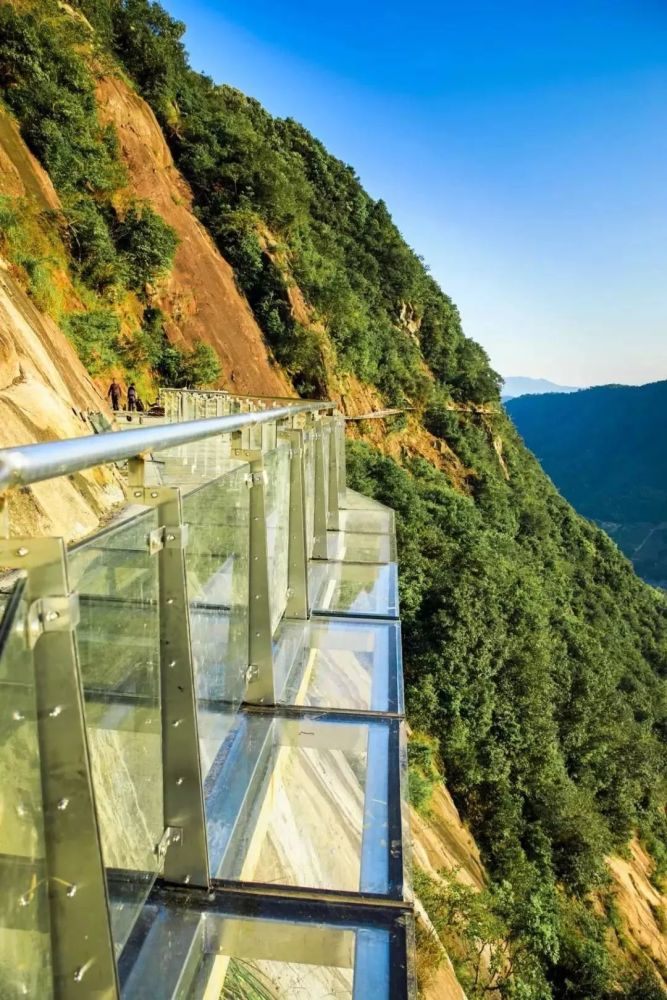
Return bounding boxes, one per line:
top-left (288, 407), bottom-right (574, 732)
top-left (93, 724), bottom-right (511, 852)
top-left (162, 0), bottom-right (667, 386)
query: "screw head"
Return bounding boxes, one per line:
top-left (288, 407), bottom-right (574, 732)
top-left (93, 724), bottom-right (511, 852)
top-left (16, 547), bottom-right (29, 557)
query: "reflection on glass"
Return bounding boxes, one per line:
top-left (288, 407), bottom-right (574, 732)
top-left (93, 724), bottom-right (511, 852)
top-left (122, 903), bottom-right (395, 1000)
top-left (326, 531), bottom-right (396, 564)
top-left (183, 466), bottom-right (250, 707)
top-left (208, 714), bottom-right (391, 895)
top-left (264, 445), bottom-right (291, 632)
top-left (0, 587), bottom-right (54, 998)
top-left (69, 510), bottom-right (162, 951)
top-left (342, 489), bottom-right (393, 513)
top-left (309, 562), bottom-right (399, 618)
top-left (279, 618), bottom-right (401, 713)
top-left (338, 508), bottom-right (395, 535)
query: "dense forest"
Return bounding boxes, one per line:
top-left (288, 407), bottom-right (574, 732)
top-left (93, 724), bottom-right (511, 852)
top-left (508, 382), bottom-right (667, 588)
top-left (1, 2), bottom-right (666, 997)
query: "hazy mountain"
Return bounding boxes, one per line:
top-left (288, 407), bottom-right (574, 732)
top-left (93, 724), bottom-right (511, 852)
top-left (502, 376), bottom-right (582, 400)
top-left (507, 380), bottom-right (667, 587)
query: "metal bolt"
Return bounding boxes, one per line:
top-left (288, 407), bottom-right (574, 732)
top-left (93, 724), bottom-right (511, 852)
top-left (151, 491), bottom-right (159, 498)
top-left (66, 884), bottom-right (77, 898)
top-left (48, 705), bottom-right (63, 718)
top-left (73, 967), bottom-right (85, 983)
top-left (172, 832), bottom-right (181, 843)
top-left (18, 894), bottom-right (30, 908)
top-left (45, 610), bottom-right (59, 623)
top-left (183, 875), bottom-right (191, 885)
top-left (169, 660), bottom-right (177, 668)
top-left (16, 547), bottom-right (28, 557)
top-left (57, 798), bottom-right (69, 811)
top-left (167, 598), bottom-right (174, 606)
top-left (172, 719), bottom-right (183, 728)
top-left (12, 710), bottom-right (25, 721)
top-left (134, 491), bottom-right (143, 498)
top-left (176, 777), bottom-right (184, 786)
top-left (16, 802), bottom-right (27, 818)
top-left (167, 534), bottom-right (175, 542)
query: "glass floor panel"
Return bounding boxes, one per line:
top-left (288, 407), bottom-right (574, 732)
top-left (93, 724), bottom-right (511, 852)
top-left (309, 561), bottom-right (399, 619)
top-left (278, 618), bottom-right (403, 713)
top-left (338, 508), bottom-right (395, 535)
top-left (120, 889), bottom-right (411, 999)
top-left (326, 530), bottom-right (397, 563)
top-left (203, 711), bottom-right (402, 897)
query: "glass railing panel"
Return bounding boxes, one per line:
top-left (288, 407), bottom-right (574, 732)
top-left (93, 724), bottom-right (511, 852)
top-left (338, 508), bottom-right (395, 534)
top-left (0, 582), bottom-right (54, 998)
top-left (183, 466), bottom-right (250, 712)
top-left (342, 488), bottom-right (394, 513)
top-left (303, 432), bottom-right (316, 557)
top-left (264, 444), bottom-right (291, 632)
top-left (207, 712), bottom-right (401, 897)
top-left (309, 561), bottom-right (399, 619)
top-left (120, 893), bottom-right (409, 1000)
top-left (326, 530), bottom-right (397, 563)
top-left (154, 437), bottom-right (241, 487)
top-left (68, 510), bottom-right (162, 951)
top-left (278, 618), bottom-right (403, 713)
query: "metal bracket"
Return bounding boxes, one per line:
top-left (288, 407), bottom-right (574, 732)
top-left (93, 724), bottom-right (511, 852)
top-left (146, 524), bottom-right (189, 555)
top-left (25, 594), bottom-right (80, 650)
top-left (245, 470), bottom-right (268, 488)
top-left (155, 826), bottom-right (183, 868)
top-left (148, 527), bottom-right (165, 555)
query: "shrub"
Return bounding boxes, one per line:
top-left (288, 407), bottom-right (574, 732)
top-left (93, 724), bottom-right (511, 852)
top-left (62, 310), bottom-right (121, 373)
top-left (114, 202), bottom-right (178, 289)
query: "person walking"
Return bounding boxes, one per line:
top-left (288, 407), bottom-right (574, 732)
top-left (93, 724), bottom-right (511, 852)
top-left (127, 383), bottom-right (137, 412)
top-left (107, 379), bottom-right (122, 412)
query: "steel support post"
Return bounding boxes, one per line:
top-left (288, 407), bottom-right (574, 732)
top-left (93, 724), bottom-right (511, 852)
top-left (337, 412), bottom-right (347, 505)
top-left (230, 444), bottom-right (275, 704)
top-left (312, 420), bottom-right (329, 560)
top-left (0, 535), bottom-right (119, 997)
top-left (126, 470), bottom-right (209, 888)
top-left (326, 416), bottom-right (340, 531)
top-left (282, 428), bottom-right (309, 619)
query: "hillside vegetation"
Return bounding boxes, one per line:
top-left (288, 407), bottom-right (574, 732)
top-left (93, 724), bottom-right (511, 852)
top-left (507, 382), bottom-right (667, 588)
top-left (1, 2), bottom-right (666, 997)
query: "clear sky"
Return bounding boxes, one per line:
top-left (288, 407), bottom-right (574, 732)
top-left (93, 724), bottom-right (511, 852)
top-left (162, 0), bottom-right (667, 386)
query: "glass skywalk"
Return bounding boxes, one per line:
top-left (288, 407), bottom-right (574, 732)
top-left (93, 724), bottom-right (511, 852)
top-left (0, 391), bottom-right (414, 999)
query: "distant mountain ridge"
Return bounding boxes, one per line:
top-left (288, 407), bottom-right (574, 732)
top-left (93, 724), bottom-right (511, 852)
top-left (502, 376), bottom-right (582, 400)
top-left (507, 380), bottom-right (667, 587)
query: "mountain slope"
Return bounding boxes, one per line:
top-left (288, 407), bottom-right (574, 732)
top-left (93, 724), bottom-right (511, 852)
top-left (507, 381), bottom-right (667, 587)
top-left (1, 2), bottom-right (666, 996)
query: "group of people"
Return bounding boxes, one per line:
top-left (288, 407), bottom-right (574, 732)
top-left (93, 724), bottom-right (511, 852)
top-left (106, 380), bottom-right (145, 413)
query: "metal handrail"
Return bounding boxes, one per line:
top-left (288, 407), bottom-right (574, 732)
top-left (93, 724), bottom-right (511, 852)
top-left (0, 401), bottom-right (333, 491)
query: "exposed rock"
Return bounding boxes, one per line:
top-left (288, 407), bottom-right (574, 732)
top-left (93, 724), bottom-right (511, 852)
top-left (95, 76), bottom-right (293, 397)
top-left (0, 260), bottom-right (122, 539)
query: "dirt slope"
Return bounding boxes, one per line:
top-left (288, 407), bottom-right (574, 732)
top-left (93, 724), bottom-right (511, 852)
top-left (96, 76), bottom-right (292, 397)
top-left (608, 839), bottom-right (667, 986)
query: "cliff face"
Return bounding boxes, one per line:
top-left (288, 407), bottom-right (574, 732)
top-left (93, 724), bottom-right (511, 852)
top-left (95, 76), bottom-right (292, 397)
top-left (0, 259), bottom-right (122, 538)
top-left (0, 106), bottom-right (121, 536)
